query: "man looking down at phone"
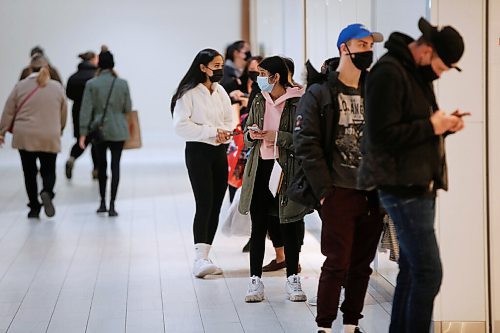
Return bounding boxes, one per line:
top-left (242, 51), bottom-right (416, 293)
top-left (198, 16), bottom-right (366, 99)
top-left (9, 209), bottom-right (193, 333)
top-left (238, 56), bottom-right (309, 303)
top-left (358, 18), bottom-right (466, 333)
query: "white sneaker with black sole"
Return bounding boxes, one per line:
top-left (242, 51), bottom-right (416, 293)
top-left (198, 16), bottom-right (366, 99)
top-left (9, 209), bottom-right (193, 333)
top-left (245, 276), bottom-right (264, 302)
top-left (192, 258), bottom-right (218, 278)
top-left (286, 274), bottom-right (307, 302)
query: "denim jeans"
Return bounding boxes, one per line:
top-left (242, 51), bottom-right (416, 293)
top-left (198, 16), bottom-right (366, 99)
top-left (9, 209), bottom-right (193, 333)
top-left (379, 190), bottom-right (442, 333)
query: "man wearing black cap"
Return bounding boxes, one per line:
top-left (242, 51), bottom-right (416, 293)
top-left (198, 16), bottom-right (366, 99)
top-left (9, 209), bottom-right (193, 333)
top-left (358, 18), bottom-right (466, 332)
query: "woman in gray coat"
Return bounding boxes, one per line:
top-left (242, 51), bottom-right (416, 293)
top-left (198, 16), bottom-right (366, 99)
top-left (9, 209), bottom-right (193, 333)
top-left (0, 55), bottom-right (67, 218)
top-left (79, 46), bottom-right (132, 217)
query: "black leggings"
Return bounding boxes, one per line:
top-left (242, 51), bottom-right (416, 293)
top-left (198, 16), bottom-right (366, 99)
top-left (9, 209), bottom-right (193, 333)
top-left (185, 142), bottom-right (228, 245)
top-left (95, 141), bottom-right (124, 201)
top-left (19, 150), bottom-right (57, 207)
top-left (249, 159), bottom-right (304, 277)
top-left (70, 139), bottom-right (98, 169)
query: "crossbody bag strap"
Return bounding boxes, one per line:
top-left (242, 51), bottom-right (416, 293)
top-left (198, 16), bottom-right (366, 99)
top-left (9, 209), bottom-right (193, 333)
top-left (98, 77), bottom-right (117, 126)
top-left (9, 85), bottom-right (40, 132)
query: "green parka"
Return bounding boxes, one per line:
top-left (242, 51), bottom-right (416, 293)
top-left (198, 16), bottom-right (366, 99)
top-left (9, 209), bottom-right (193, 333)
top-left (238, 92), bottom-right (309, 223)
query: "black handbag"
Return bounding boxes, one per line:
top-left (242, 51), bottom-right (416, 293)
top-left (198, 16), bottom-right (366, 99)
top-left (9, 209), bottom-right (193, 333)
top-left (88, 78), bottom-right (116, 144)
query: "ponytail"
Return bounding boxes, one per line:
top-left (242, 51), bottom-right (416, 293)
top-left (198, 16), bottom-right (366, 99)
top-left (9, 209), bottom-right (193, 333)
top-left (36, 67), bottom-right (51, 87)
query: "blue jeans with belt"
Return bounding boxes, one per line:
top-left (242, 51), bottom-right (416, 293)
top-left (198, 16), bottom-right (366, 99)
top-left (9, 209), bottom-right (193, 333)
top-left (378, 191), bottom-right (442, 333)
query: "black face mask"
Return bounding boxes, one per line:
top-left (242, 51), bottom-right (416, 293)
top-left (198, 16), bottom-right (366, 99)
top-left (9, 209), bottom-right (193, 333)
top-left (245, 51), bottom-right (252, 61)
top-left (420, 65), bottom-right (439, 82)
top-left (208, 68), bottom-right (224, 82)
top-left (345, 45), bottom-right (373, 71)
top-left (248, 70), bottom-right (259, 82)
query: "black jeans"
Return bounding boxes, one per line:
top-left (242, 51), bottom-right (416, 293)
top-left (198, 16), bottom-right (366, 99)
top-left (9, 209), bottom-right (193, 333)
top-left (94, 141), bottom-right (124, 202)
top-left (19, 150), bottom-right (57, 208)
top-left (249, 159), bottom-right (304, 278)
top-left (70, 138), bottom-right (98, 169)
top-left (185, 142), bottom-right (228, 245)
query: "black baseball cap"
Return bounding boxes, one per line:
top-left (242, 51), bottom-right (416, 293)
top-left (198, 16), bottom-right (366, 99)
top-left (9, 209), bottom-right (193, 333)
top-left (418, 17), bottom-right (464, 71)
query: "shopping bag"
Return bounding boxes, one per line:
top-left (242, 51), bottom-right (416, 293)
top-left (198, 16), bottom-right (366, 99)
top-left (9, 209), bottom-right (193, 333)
top-left (221, 188), bottom-right (251, 237)
top-left (124, 110), bottom-right (142, 149)
top-left (227, 126), bottom-right (246, 188)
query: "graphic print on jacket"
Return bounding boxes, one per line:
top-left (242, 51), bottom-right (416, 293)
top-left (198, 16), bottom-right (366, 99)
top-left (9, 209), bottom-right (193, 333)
top-left (336, 90), bottom-right (364, 169)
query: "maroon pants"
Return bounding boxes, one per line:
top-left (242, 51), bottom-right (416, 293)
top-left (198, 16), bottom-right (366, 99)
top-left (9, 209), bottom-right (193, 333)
top-left (316, 187), bottom-right (384, 328)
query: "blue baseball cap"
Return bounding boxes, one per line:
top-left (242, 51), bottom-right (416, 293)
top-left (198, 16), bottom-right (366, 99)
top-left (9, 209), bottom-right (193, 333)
top-left (337, 24), bottom-right (384, 49)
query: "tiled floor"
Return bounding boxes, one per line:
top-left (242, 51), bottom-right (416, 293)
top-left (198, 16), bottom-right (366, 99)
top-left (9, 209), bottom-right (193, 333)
top-left (0, 134), bottom-right (393, 333)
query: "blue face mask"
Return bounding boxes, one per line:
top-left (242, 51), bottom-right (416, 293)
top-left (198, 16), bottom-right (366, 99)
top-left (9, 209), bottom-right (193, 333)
top-left (257, 76), bottom-right (274, 93)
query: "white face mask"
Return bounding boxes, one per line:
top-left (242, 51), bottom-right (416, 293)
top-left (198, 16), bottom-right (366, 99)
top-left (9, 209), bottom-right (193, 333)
top-left (257, 76), bottom-right (274, 93)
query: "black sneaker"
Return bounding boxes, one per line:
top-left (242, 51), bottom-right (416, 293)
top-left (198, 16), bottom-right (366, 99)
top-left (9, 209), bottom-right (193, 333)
top-left (96, 201), bottom-right (107, 213)
top-left (40, 192), bottom-right (55, 217)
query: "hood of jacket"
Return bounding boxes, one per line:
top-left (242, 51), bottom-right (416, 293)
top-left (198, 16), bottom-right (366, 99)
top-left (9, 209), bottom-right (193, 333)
top-left (384, 32), bottom-right (419, 71)
top-left (78, 61), bottom-right (98, 71)
top-left (262, 86), bottom-right (304, 106)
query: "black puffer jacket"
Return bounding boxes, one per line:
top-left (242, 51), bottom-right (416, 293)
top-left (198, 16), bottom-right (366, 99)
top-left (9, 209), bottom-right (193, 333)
top-left (358, 32), bottom-right (447, 192)
top-left (66, 61), bottom-right (97, 137)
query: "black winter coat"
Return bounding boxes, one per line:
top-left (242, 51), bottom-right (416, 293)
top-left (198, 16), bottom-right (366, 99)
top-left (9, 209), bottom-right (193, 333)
top-left (358, 32), bottom-right (448, 192)
top-left (290, 71), bottom-right (369, 208)
top-left (66, 61), bottom-right (97, 137)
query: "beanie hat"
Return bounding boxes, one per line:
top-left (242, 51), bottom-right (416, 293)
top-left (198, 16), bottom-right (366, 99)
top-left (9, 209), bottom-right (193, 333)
top-left (98, 45), bottom-right (114, 69)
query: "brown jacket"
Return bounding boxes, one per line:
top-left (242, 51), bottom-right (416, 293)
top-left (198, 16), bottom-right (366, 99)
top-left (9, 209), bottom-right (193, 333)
top-left (0, 74), bottom-right (67, 153)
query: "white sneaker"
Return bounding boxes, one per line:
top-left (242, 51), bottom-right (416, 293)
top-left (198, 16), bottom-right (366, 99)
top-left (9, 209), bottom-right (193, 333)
top-left (245, 276), bottom-right (264, 302)
top-left (193, 258), bottom-right (218, 278)
top-left (286, 274), bottom-right (307, 302)
top-left (307, 296), bottom-right (317, 306)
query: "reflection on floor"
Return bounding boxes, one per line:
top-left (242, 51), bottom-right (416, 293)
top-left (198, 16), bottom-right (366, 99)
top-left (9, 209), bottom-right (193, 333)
top-left (0, 138), bottom-right (394, 333)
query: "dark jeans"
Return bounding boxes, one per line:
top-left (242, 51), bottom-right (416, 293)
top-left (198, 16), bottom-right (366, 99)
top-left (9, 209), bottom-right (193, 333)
top-left (70, 137), bottom-right (98, 169)
top-left (95, 141), bottom-right (124, 202)
top-left (249, 159), bottom-right (304, 277)
top-left (316, 187), bottom-right (383, 328)
top-left (19, 150), bottom-right (57, 208)
top-left (379, 191), bottom-right (442, 333)
top-left (185, 142), bottom-right (228, 245)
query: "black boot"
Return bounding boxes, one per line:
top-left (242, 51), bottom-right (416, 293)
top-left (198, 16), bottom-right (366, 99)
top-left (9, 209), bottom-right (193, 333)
top-left (40, 191), bottom-right (55, 217)
top-left (96, 200), bottom-right (107, 213)
top-left (108, 201), bottom-right (118, 217)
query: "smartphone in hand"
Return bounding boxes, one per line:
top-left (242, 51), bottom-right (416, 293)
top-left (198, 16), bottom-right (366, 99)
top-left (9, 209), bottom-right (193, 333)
top-left (247, 125), bottom-right (261, 132)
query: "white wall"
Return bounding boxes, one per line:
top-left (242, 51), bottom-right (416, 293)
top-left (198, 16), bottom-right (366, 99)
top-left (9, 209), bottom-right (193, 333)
top-left (488, 0), bottom-right (500, 330)
top-left (0, 0), bottom-right (242, 141)
top-left (252, 0), bottom-right (305, 84)
top-left (432, 0), bottom-right (488, 326)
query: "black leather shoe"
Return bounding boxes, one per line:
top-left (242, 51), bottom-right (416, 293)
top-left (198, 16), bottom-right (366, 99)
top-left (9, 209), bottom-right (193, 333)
top-left (27, 204), bottom-right (41, 219)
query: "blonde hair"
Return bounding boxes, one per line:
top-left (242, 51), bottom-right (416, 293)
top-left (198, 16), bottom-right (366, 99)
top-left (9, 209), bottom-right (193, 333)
top-left (30, 54), bottom-right (51, 87)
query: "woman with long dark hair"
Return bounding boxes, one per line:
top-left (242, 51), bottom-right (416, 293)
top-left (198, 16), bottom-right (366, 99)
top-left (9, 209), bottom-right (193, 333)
top-left (79, 46), bottom-right (132, 217)
top-left (171, 48), bottom-right (233, 278)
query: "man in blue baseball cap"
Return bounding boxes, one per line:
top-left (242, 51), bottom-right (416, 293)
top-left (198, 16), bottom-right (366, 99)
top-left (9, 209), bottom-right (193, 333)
top-left (290, 23), bottom-right (384, 333)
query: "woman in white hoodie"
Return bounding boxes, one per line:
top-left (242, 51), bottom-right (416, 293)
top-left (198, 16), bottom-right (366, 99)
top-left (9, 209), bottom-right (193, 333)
top-left (171, 48), bottom-right (233, 278)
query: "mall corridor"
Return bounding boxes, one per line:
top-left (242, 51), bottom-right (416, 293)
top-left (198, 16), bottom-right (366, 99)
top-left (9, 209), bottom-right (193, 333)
top-left (0, 140), bottom-right (394, 333)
